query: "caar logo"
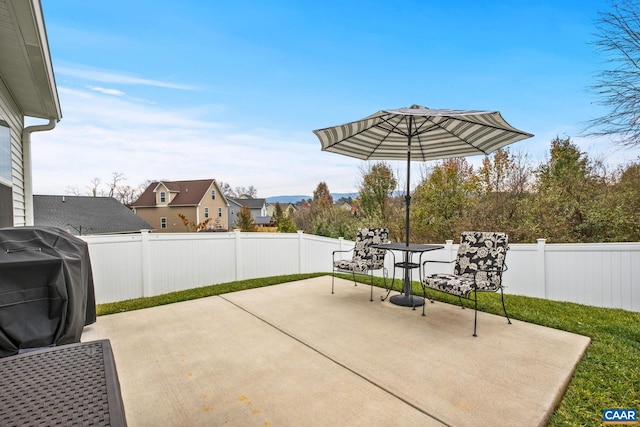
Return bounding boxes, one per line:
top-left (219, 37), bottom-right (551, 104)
top-left (603, 409), bottom-right (638, 425)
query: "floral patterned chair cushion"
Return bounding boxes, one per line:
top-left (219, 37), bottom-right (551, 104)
top-left (333, 227), bottom-right (389, 273)
top-left (422, 232), bottom-right (508, 297)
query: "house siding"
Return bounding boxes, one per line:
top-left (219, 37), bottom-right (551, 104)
top-left (135, 206), bottom-right (197, 233)
top-left (133, 181), bottom-right (229, 233)
top-left (199, 196), bottom-right (227, 229)
top-left (0, 79), bottom-right (25, 227)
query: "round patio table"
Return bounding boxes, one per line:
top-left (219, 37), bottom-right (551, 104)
top-left (371, 242), bottom-right (444, 307)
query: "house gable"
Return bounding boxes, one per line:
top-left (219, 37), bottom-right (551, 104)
top-left (131, 179), bottom-right (229, 232)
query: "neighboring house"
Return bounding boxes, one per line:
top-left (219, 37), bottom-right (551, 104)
top-left (266, 202), bottom-right (297, 219)
top-left (228, 197), bottom-right (271, 228)
top-left (131, 179), bottom-right (229, 233)
top-left (34, 195), bottom-right (153, 235)
top-left (0, 1), bottom-right (62, 227)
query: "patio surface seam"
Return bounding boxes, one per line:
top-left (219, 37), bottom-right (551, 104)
top-left (218, 294), bottom-right (452, 427)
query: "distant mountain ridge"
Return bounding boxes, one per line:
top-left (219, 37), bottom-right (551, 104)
top-left (266, 193), bottom-right (358, 204)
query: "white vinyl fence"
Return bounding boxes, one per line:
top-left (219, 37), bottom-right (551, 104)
top-left (82, 231), bottom-right (640, 312)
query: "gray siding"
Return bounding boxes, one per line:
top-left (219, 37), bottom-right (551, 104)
top-left (0, 78), bottom-right (25, 226)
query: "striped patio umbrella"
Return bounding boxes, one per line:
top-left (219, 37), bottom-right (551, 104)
top-left (313, 104), bottom-right (533, 246)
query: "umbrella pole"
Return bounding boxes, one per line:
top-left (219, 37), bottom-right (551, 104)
top-left (405, 117), bottom-right (412, 247)
top-left (388, 116), bottom-right (425, 308)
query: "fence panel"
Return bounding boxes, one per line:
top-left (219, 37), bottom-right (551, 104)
top-left (84, 234), bottom-right (144, 303)
top-left (82, 232), bottom-right (640, 312)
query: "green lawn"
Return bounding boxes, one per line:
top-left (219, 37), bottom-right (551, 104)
top-left (97, 273), bottom-right (640, 426)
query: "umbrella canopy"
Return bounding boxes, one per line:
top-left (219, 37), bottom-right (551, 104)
top-left (314, 105), bottom-right (533, 161)
top-left (313, 105), bottom-right (533, 245)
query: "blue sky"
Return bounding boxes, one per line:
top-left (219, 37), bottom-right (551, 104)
top-left (30, 0), bottom-right (640, 197)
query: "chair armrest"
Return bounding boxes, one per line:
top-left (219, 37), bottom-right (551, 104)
top-left (421, 257), bottom-right (455, 275)
top-left (332, 248), bottom-right (354, 261)
top-left (421, 259), bottom-right (455, 268)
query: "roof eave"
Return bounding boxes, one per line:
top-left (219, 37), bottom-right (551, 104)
top-left (2, 0), bottom-right (62, 120)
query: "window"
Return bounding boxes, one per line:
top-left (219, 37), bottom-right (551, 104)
top-left (0, 120), bottom-right (10, 184)
top-left (161, 217), bottom-right (167, 229)
top-left (204, 207), bottom-right (209, 218)
top-left (218, 208), bottom-right (222, 217)
top-left (211, 190), bottom-right (216, 200)
top-left (160, 192), bottom-right (166, 203)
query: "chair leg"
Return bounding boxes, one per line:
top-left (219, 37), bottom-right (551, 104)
top-left (352, 272), bottom-right (357, 286)
top-left (332, 269), bottom-right (335, 294)
top-left (380, 267), bottom-right (395, 301)
top-left (458, 296), bottom-right (465, 309)
top-left (369, 271), bottom-right (374, 301)
top-left (473, 289), bottom-right (478, 337)
top-left (501, 288), bottom-right (512, 325)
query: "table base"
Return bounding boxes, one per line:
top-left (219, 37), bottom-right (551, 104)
top-left (390, 294), bottom-right (425, 307)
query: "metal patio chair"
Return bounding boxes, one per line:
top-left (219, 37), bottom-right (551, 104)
top-left (332, 227), bottom-right (394, 301)
top-left (421, 231), bottom-right (511, 336)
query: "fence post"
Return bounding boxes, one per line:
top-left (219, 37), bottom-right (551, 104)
top-left (140, 230), bottom-right (152, 297)
top-left (297, 230), bottom-right (304, 273)
top-left (234, 229), bottom-right (242, 281)
top-left (445, 240), bottom-right (454, 261)
top-left (536, 238), bottom-right (547, 298)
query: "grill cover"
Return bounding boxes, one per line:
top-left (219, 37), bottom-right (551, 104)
top-left (0, 226), bottom-right (96, 357)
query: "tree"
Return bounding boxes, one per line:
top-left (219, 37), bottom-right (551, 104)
top-left (411, 158), bottom-right (479, 242)
top-left (216, 182), bottom-right (257, 198)
top-left (65, 185), bottom-right (80, 196)
top-left (293, 200), bottom-right (313, 232)
top-left (586, 0), bottom-right (640, 147)
top-left (472, 148), bottom-right (535, 240)
top-left (531, 137), bottom-right (609, 242)
top-left (237, 205), bottom-right (256, 232)
top-left (609, 161), bottom-right (640, 240)
top-left (107, 172), bottom-right (125, 197)
top-left (358, 162), bottom-right (397, 222)
top-left (217, 181), bottom-right (234, 197)
top-left (177, 213), bottom-right (212, 232)
top-left (88, 177), bottom-right (101, 197)
top-left (271, 202), bottom-right (296, 232)
top-left (291, 182), bottom-right (360, 239)
top-left (234, 186), bottom-right (257, 198)
top-left (277, 214), bottom-right (297, 233)
top-left (312, 182), bottom-right (333, 211)
top-left (272, 202), bottom-right (284, 225)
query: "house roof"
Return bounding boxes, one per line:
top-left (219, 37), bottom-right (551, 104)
top-left (0, 0), bottom-right (62, 120)
top-left (131, 179), bottom-right (228, 207)
top-left (254, 216), bottom-right (272, 225)
top-left (229, 197), bottom-right (266, 210)
top-left (34, 195), bottom-right (153, 235)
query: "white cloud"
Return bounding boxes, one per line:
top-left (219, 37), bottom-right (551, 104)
top-left (55, 62), bottom-right (198, 91)
top-left (86, 85), bottom-right (125, 96)
top-left (30, 86), bottom-right (363, 198)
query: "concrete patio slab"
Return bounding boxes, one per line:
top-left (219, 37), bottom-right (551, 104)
top-left (81, 276), bottom-right (590, 426)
